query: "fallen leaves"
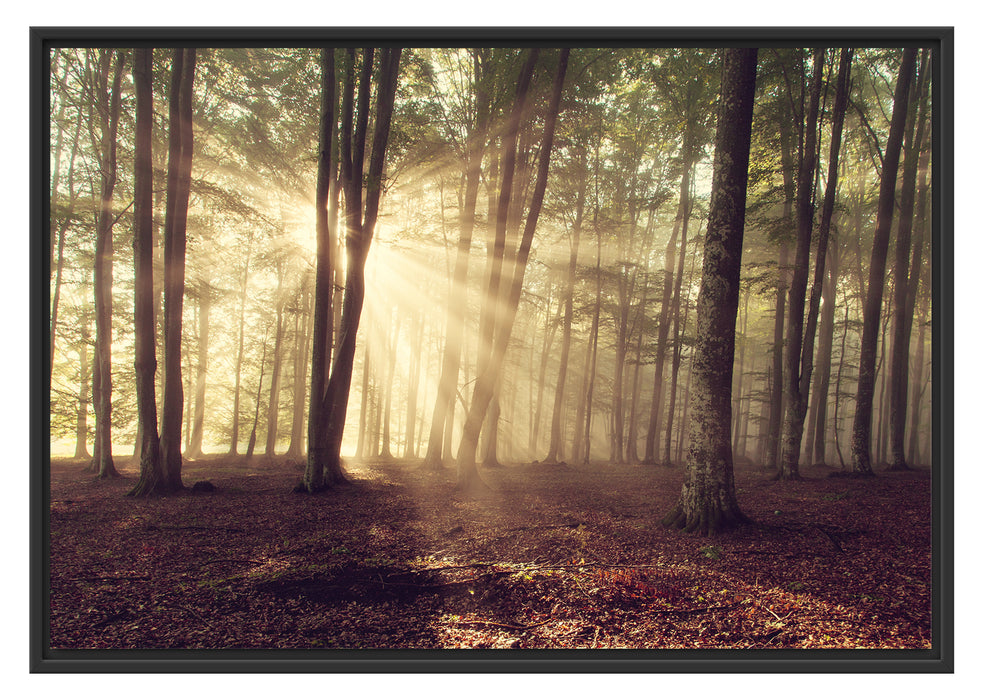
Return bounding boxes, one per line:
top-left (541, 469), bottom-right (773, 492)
top-left (47, 456), bottom-right (932, 650)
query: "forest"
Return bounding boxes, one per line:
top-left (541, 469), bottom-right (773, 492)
top-left (45, 42), bottom-right (935, 652)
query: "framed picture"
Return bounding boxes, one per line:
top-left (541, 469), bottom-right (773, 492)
top-left (32, 26), bottom-right (952, 672)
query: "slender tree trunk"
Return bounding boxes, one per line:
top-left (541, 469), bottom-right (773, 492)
top-left (421, 50), bottom-right (490, 471)
top-left (303, 48), bottom-right (337, 490)
top-left (457, 49), bottom-right (568, 490)
top-left (160, 48), bottom-right (197, 491)
top-left (246, 334), bottom-right (268, 460)
top-left (852, 48), bottom-right (916, 476)
top-left (545, 160), bottom-right (586, 463)
top-left (285, 277), bottom-right (311, 461)
top-left (765, 243), bottom-right (789, 470)
top-left (889, 50), bottom-right (930, 471)
top-left (781, 48), bottom-right (852, 479)
top-left (308, 48), bottom-right (401, 489)
top-left (74, 315), bottom-right (92, 460)
top-left (355, 343), bottom-right (371, 459)
top-left (187, 288), bottom-right (210, 459)
top-left (663, 191), bottom-right (695, 466)
top-left (128, 47), bottom-right (166, 495)
top-left (404, 309), bottom-right (423, 458)
top-left (807, 243), bottom-right (839, 467)
top-left (663, 48), bottom-right (757, 534)
top-left (380, 311), bottom-right (400, 458)
top-left (907, 297), bottom-right (928, 465)
top-left (229, 251), bottom-right (251, 455)
top-left (90, 50), bottom-right (125, 479)
top-left (646, 132), bottom-right (694, 463)
top-left (264, 270), bottom-right (286, 458)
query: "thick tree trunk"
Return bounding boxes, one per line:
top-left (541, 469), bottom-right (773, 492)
top-left (160, 48), bottom-right (196, 491)
top-left (663, 48), bottom-right (756, 535)
top-left (851, 48), bottom-right (916, 476)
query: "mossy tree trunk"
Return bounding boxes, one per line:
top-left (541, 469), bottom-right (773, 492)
top-left (663, 48), bottom-right (757, 535)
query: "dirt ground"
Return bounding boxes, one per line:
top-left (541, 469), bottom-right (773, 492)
top-left (46, 455), bottom-right (932, 650)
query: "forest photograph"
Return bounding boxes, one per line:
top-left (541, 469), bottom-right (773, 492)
top-left (37, 29), bottom-right (949, 668)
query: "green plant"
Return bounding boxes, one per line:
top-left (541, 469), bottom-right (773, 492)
top-left (700, 545), bottom-right (721, 560)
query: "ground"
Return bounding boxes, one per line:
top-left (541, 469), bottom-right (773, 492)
top-left (47, 455), bottom-right (932, 650)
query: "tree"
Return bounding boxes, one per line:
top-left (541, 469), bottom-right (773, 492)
top-left (89, 49), bottom-right (125, 479)
top-left (302, 47), bottom-right (402, 492)
top-left (455, 48), bottom-right (569, 491)
top-left (889, 50), bottom-right (931, 471)
top-left (850, 48), bottom-right (916, 477)
top-left (160, 48), bottom-right (197, 491)
top-left (128, 47), bottom-right (166, 496)
top-left (663, 48), bottom-right (757, 535)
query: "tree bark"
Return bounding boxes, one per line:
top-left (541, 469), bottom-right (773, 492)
top-left (889, 50), bottom-right (930, 471)
top-left (851, 48), bottom-right (916, 476)
top-left (305, 48), bottom-right (402, 490)
top-left (663, 48), bottom-right (757, 535)
top-left (129, 47), bottom-right (166, 496)
top-left (160, 48), bottom-right (197, 491)
top-left (90, 49), bottom-right (125, 479)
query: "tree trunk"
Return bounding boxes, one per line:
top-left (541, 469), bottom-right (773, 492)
top-left (129, 47), bottom-right (167, 496)
top-left (851, 48), bottom-right (916, 476)
top-left (807, 243), bottom-right (839, 467)
top-left (160, 48), bottom-right (197, 491)
top-left (781, 48), bottom-right (852, 479)
top-left (264, 269), bottom-right (287, 458)
top-left (402, 309), bottom-right (423, 458)
top-left (229, 249), bottom-right (251, 455)
top-left (74, 314), bottom-right (92, 460)
top-left (246, 333), bottom-right (268, 460)
top-left (90, 49), bottom-right (125, 479)
top-left (306, 48), bottom-right (401, 490)
top-left (663, 48), bottom-right (757, 535)
top-left (187, 287), bottom-right (211, 459)
top-left (456, 49), bottom-right (568, 491)
top-left (645, 130), bottom-right (694, 464)
top-left (303, 48), bottom-right (337, 491)
top-left (380, 310), bottom-right (400, 458)
top-left (545, 157), bottom-right (586, 463)
top-left (285, 277), bottom-right (312, 461)
top-left (889, 50), bottom-right (931, 471)
top-left (421, 49), bottom-right (490, 471)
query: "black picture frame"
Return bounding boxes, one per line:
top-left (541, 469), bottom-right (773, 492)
top-left (31, 25), bottom-right (954, 673)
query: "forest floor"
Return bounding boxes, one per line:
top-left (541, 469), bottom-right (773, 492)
top-left (47, 454), bottom-right (932, 651)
